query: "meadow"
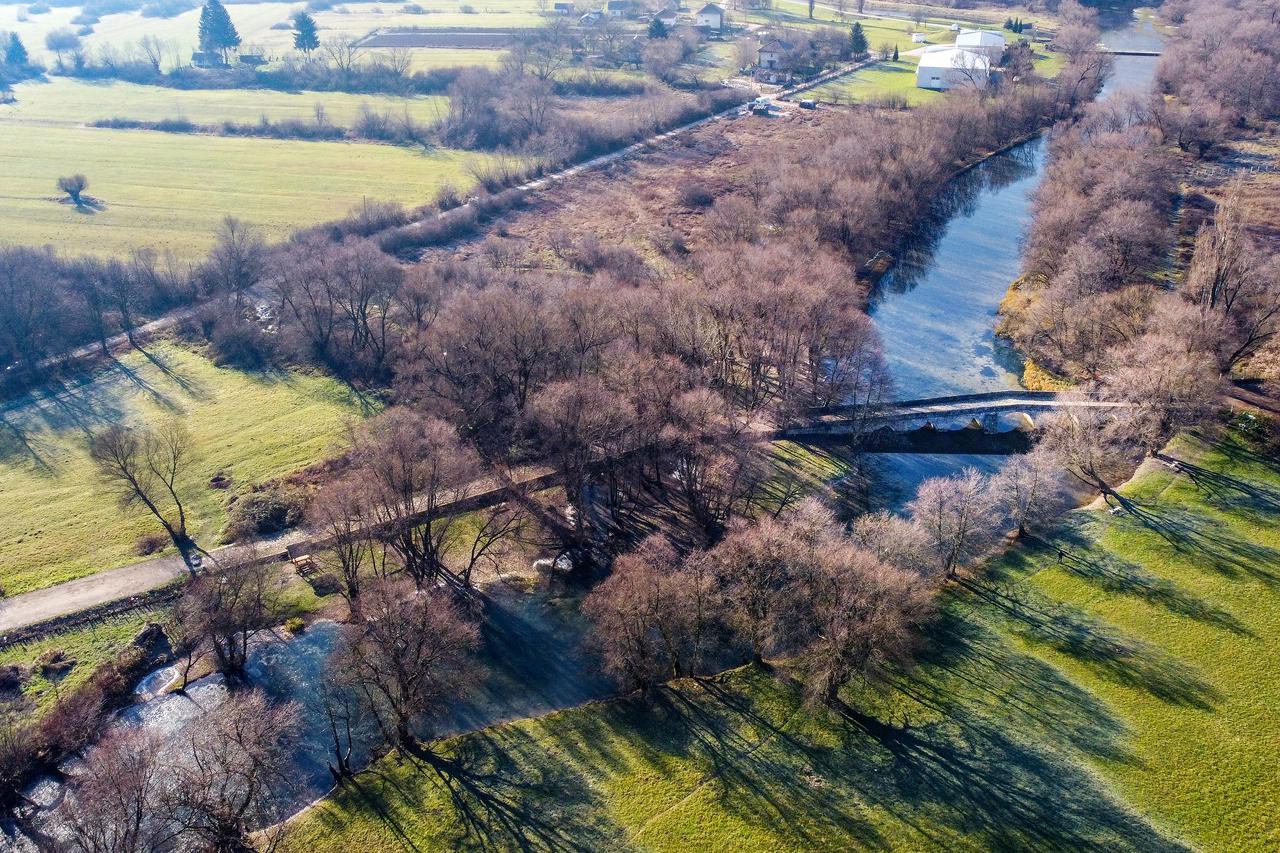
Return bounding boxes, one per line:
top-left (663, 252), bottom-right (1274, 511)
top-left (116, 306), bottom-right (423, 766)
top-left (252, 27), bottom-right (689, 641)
top-left (284, 426), bottom-right (1280, 851)
top-left (0, 119), bottom-right (491, 256)
top-left (0, 0), bottom-right (542, 68)
top-left (4, 77), bottom-right (449, 126)
top-left (0, 340), bottom-right (370, 596)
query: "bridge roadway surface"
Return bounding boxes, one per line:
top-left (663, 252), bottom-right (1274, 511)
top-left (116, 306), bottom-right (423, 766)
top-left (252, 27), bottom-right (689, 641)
top-left (0, 391), bottom-right (1121, 639)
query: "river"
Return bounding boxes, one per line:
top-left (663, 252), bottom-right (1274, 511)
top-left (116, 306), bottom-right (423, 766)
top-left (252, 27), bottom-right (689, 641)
top-left (862, 18), bottom-right (1163, 506)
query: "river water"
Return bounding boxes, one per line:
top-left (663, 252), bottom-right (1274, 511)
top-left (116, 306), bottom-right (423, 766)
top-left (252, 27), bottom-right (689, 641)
top-left (862, 18), bottom-right (1163, 506)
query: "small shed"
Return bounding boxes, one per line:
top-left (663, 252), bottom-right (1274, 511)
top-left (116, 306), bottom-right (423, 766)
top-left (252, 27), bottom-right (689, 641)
top-left (695, 2), bottom-right (723, 31)
top-left (190, 50), bottom-right (224, 68)
top-left (910, 32), bottom-right (927, 43)
top-left (238, 53), bottom-right (266, 67)
top-left (553, 1), bottom-right (574, 12)
top-left (580, 8), bottom-right (603, 23)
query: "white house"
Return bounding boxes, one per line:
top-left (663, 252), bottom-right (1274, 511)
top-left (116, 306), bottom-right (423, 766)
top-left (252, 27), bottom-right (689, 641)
top-left (605, 0), bottom-right (631, 17)
top-left (695, 2), bottom-right (723, 31)
top-left (915, 45), bottom-right (990, 90)
top-left (954, 28), bottom-right (1005, 62)
top-left (757, 37), bottom-right (792, 69)
top-left (654, 7), bottom-right (678, 26)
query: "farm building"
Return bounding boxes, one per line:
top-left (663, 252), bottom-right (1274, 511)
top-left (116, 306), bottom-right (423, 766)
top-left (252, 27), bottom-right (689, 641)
top-left (654, 8), bottom-right (678, 26)
top-left (915, 45), bottom-right (991, 90)
top-left (757, 37), bottom-right (793, 69)
top-left (696, 2), bottom-right (724, 31)
top-left (954, 28), bottom-right (1006, 61)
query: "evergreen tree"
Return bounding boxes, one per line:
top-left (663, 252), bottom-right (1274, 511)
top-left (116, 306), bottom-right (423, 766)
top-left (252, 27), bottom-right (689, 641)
top-left (293, 11), bottom-right (319, 54)
top-left (892, 43), bottom-right (898, 62)
top-left (849, 22), bottom-right (867, 58)
top-left (648, 16), bottom-right (668, 38)
top-left (198, 0), bottom-right (240, 63)
top-left (5, 33), bottom-right (28, 67)
top-left (1003, 16), bottom-right (1013, 30)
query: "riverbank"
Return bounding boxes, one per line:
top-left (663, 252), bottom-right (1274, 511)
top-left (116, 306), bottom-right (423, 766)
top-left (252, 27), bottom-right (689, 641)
top-left (279, 419), bottom-right (1280, 851)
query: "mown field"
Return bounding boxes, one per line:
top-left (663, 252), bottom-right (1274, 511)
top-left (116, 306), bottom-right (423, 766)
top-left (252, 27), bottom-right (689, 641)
top-left (4, 78), bottom-right (449, 126)
top-left (0, 0), bottom-right (543, 68)
top-left (0, 119), bottom-right (491, 256)
top-left (0, 340), bottom-right (369, 596)
top-left (284, 426), bottom-right (1280, 852)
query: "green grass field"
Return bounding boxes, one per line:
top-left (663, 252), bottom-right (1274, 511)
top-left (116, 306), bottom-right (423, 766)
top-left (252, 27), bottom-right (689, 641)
top-left (284, 426), bottom-right (1280, 851)
top-left (0, 607), bottom-right (164, 716)
top-left (0, 0), bottom-right (544, 69)
top-left (0, 341), bottom-right (370, 596)
top-left (0, 120), bottom-right (491, 257)
top-left (4, 78), bottom-right (449, 127)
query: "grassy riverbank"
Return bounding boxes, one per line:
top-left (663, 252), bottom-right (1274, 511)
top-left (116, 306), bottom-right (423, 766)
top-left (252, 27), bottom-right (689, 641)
top-left (282, 424), bottom-right (1280, 851)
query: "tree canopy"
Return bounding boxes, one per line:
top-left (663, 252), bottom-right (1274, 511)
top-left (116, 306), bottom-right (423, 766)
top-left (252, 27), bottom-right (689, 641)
top-left (849, 22), bottom-right (868, 58)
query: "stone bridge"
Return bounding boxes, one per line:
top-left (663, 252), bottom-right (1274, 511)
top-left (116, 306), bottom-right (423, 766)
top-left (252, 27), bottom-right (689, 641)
top-left (784, 390), bottom-right (1124, 450)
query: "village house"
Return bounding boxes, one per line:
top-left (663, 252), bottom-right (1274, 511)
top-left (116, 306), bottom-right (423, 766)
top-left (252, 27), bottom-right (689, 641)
top-left (757, 37), bottom-right (792, 70)
top-left (695, 2), bottom-right (724, 32)
top-left (915, 44), bottom-right (991, 90)
top-left (653, 7), bottom-right (679, 27)
top-left (954, 28), bottom-right (1006, 62)
top-left (605, 0), bottom-right (632, 17)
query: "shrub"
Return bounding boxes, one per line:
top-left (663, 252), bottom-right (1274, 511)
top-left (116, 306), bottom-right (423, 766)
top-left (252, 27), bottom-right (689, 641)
top-left (459, 3), bottom-right (476, 11)
top-left (224, 485), bottom-right (310, 541)
top-left (307, 572), bottom-right (344, 597)
top-left (284, 616), bottom-right (306, 634)
top-left (75, 25), bottom-right (94, 35)
top-left (134, 532), bottom-right (169, 556)
top-left (677, 181), bottom-right (715, 208)
top-left (0, 665), bottom-right (28, 693)
top-left (35, 649), bottom-right (76, 678)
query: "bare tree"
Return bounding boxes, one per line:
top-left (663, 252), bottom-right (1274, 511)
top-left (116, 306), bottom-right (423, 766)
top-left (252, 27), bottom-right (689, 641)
top-left (342, 577), bottom-right (480, 747)
top-left (57, 174), bottom-right (88, 206)
top-left (1102, 332), bottom-right (1222, 454)
top-left (89, 421), bottom-right (200, 569)
top-left (320, 38), bottom-right (363, 75)
top-left (850, 510), bottom-right (934, 577)
top-left (352, 407), bottom-right (482, 587)
top-left (802, 544), bottom-right (935, 704)
top-left (166, 691), bottom-right (298, 853)
top-left (309, 477), bottom-right (383, 601)
top-left (60, 730), bottom-right (174, 853)
top-left (1039, 405), bottom-right (1135, 504)
top-left (990, 445), bottom-right (1070, 536)
top-left (203, 216), bottom-right (265, 308)
top-left (906, 469), bottom-right (999, 580)
top-left (583, 535), bottom-right (718, 690)
top-left (174, 546), bottom-right (279, 680)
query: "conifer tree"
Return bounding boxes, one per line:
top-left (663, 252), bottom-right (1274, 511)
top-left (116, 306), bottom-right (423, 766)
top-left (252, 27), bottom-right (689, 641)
top-left (5, 33), bottom-right (28, 67)
top-left (849, 22), bottom-right (867, 58)
top-left (198, 0), bottom-right (240, 64)
top-left (293, 11), bottom-right (319, 55)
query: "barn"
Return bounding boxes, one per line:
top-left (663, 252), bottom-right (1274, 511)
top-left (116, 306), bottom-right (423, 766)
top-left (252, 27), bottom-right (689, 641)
top-left (954, 28), bottom-right (1006, 62)
top-left (915, 45), bottom-right (991, 90)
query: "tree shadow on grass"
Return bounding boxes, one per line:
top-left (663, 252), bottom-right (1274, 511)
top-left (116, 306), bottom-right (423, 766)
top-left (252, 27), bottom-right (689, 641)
top-left (1024, 530), bottom-right (1253, 636)
top-left (960, 576), bottom-right (1222, 710)
top-left (1112, 502), bottom-right (1280, 588)
top-left (1155, 451), bottom-right (1280, 516)
top-left (411, 730), bottom-right (631, 852)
